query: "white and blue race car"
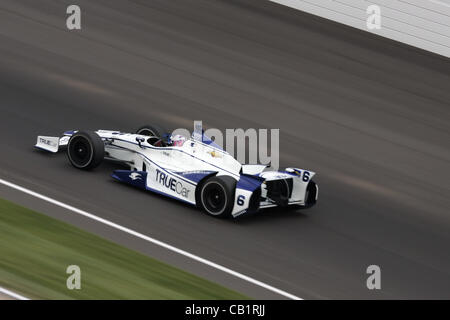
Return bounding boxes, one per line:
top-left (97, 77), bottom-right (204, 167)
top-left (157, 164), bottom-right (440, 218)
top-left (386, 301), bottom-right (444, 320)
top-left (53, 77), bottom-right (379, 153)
top-left (35, 125), bottom-right (318, 218)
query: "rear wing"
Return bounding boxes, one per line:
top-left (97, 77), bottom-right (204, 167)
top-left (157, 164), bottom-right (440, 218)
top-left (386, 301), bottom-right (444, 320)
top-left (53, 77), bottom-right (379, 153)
top-left (35, 135), bottom-right (70, 153)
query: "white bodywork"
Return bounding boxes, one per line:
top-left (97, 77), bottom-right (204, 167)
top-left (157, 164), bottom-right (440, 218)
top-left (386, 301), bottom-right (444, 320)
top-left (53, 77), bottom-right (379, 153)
top-left (36, 129), bottom-right (318, 217)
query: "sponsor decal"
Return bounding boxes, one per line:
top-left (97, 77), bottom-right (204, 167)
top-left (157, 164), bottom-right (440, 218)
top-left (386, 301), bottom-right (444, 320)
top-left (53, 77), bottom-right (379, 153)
top-left (156, 169), bottom-right (190, 198)
top-left (208, 150), bottom-right (222, 158)
top-left (181, 170), bottom-right (212, 175)
top-left (60, 136), bottom-right (70, 144)
top-left (39, 138), bottom-right (56, 147)
top-left (129, 172), bottom-right (142, 180)
top-left (259, 172), bottom-right (289, 180)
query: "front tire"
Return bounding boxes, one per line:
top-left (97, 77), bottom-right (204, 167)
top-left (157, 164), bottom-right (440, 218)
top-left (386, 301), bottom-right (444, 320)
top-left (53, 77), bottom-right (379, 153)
top-left (198, 176), bottom-right (236, 218)
top-left (67, 131), bottom-right (104, 170)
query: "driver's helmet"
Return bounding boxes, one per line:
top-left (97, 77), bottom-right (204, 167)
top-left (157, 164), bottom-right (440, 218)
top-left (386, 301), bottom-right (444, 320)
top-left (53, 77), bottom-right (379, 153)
top-left (170, 134), bottom-right (186, 147)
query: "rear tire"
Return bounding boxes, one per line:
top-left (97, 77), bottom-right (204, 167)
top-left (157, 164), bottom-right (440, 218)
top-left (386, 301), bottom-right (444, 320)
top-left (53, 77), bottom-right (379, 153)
top-left (136, 124), bottom-right (168, 138)
top-left (136, 124), bottom-right (170, 146)
top-left (290, 180), bottom-right (318, 211)
top-left (198, 176), bottom-right (236, 218)
top-left (67, 131), bottom-right (104, 170)
top-left (304, 180), bottom-right (318, 208)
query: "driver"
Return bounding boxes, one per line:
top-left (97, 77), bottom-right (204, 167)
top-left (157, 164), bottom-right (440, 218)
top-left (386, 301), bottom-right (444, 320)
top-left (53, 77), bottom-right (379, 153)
top-left (170, 134), bottom-right (186, 147)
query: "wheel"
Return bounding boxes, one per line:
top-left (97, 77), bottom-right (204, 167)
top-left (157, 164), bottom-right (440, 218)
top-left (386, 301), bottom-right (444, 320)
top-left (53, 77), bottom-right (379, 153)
top-left (304, 180), bottom-right (318, 208)
top-left (136, 124), bottom-right (169, 138)
top-left (289, 180), bottom-right (318, 211)
top-left (136, 124), bottom-right (170, 147)
top-left (67, 131), bottom-right (104, 170)
top-left (198, 176), bottom-right (236, 218)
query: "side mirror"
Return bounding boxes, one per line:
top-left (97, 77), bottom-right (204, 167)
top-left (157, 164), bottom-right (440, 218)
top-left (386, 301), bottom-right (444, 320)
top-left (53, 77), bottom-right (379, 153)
top-left (135, 137), bottom-right (145, 148)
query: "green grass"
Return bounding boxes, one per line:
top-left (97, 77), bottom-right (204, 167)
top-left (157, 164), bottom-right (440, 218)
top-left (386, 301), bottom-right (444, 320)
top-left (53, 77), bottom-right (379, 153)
top-left (0, 198), bottom-right (248, 299)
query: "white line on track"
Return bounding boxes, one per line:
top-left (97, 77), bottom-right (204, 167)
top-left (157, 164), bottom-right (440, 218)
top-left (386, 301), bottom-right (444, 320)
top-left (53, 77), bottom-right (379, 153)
top-left (0, 178), bottom-right (302, 300)
top-left (0, 286), bottom-right (30, 300)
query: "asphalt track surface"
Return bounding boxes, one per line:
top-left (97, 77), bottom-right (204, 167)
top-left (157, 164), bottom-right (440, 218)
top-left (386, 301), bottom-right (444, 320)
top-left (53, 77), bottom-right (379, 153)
top-left (0, 0), bottom-right (450, 299)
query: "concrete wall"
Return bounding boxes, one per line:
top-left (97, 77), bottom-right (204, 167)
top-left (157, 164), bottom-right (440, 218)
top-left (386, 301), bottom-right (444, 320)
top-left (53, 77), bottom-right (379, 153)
top-left (270, 0), bottom-right (450, 58)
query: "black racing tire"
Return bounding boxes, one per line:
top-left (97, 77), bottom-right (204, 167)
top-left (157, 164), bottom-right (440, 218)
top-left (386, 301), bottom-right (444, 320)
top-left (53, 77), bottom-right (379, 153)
top-left (136, 124), bottom-right (168, 138)
top-left (136, 124), bottom-right (170, 146)
top-left (290, 180), bottom-right (318, 211)
top-left (304, 180), bottom-right (318, 208)
top-left (198, 176), bottom-right (236, 218)
top-left (67, 131), bottom-right (104, 170)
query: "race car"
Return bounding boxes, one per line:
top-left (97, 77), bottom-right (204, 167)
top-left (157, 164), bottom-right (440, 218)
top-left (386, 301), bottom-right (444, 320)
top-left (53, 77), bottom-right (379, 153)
top-left (35, 125), bottom-right (318, 218)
